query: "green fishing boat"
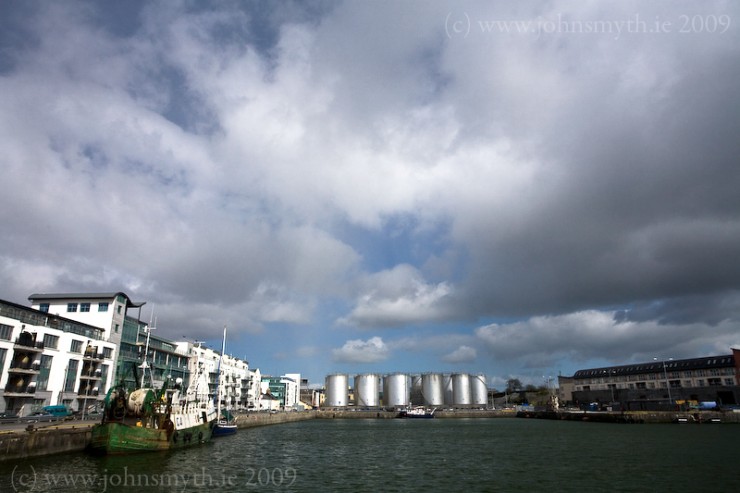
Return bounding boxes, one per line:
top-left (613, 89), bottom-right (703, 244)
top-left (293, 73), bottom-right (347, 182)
top-left (89, 330), bottom-right (216, 454)
top-left (89, 381), bottom-right (216, 453)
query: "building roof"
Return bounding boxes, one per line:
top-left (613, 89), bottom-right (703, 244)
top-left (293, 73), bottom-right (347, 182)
top-left (573, 354), bottom-right (735, 379)
top-left (28, 292), bottom-right (146, 308)
top-left (0, 297), bottom-right (106, 339)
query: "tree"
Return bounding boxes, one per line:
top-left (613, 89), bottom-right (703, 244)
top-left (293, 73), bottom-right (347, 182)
top-left (506, 378), bottom-right (522, 393)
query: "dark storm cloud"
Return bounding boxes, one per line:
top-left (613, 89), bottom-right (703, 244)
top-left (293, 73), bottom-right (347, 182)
top-left (449, 4), bottom-right (740, 320)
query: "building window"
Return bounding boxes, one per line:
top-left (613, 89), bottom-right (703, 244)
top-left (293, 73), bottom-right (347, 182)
top-left (65, 360), bottom-right (78, 392)
top-left (70, 340), bottom-right (83, 353)
top-left (37, 355), bottom-right (53, 391)
top-left (117, 305), bottom-right (122, 314)
top-left (0, 348), bottom-right (6, 373)
top-left (43, 334), bottom-right (59, 349)
top-left (103, 347), bottom-right (113, 359)
top-left (114, 324), bottom-right (119, 333)
top-left (67, 303), bottom-right (78, 312)
top-left (697, 379), bottom-right (705, 387)
top-left (80, 303), bottom-right (91, 313)
top-left (101, 364), bottom-right (109, 390)
top-left (0, 324), bottom-right (12, 341)
top-left (98, 302), bottom-right (109, 312)
top-left (39, 303), bottom-right (49, 313)
top-left (724, 378), bottom-right (734, 386)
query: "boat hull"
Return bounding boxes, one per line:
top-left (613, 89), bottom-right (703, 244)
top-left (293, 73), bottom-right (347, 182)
top-left (397, 410), bottom-right (435, 419)
top-left (89, 420), bottom-right (214, 455)
top-left (212, 423), bottom-right (238, 437)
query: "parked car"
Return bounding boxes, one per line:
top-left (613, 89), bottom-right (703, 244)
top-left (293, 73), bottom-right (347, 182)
top-left (24, 405), bottom-right (73, 423)
top-left (40, 405), bottom-right (72, 417)
top-left (0, 411), bottom-right (19, 420)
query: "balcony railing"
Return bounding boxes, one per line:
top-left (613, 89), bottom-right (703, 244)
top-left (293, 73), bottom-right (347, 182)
top-left (79, 373), bottom-right (102, 381)
top-left (13, 339), bottom-right (44, 351)
top-left (4, 384), bottom-right (37, 395)
top-left (77, 387), bottom-right (100, 397)
top-left (8, 361), bottom-right (40, 373)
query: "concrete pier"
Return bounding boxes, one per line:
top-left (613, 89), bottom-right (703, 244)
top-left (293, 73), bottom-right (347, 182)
top-left (0, 412), bottom-right (317, 462)
top-left (0, 422), bottom-right (96, 461)
top-left (516, 410), bottom-right (740, 423)
top-left (235, 411), bottom-right (315, 428)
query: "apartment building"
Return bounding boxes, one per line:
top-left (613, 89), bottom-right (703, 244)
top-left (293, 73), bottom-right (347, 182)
top-left (0, 298), bottom-right (117, 415)
top-left (28, 292), bottom-right (147, 385)
top-left (180, 341), bottom-right (260, 411)
top-left (570, 348), bottom-right (740, 410)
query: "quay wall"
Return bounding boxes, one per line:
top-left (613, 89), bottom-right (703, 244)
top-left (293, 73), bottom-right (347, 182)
top-left (516, 410), bottom-right (740, 424)
top-left (315, 409), bottom-right (513, 419)
top-left (316, 410), bottom-right (397, 419)
top-left (236, 411), bottom-right (315, 428)
top-left (0, 423), bottom-right (94, 461)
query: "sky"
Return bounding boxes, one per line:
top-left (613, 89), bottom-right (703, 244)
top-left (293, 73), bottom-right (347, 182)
top-left (1, 0), bottom-right (739, 389)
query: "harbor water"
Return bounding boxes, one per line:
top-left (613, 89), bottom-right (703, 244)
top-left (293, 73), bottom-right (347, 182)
top-left (2, 418), bottom-right (739, 492)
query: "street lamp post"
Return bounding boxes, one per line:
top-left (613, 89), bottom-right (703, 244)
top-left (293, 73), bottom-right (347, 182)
top-left (609, 370), bottom-right (615, 404)
top-left (654, 357), bottom-right (673, 407)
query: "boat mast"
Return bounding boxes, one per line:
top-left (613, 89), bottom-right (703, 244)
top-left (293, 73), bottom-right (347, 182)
top-left (140, 310), bottom-right (155, 388)
top-left (216, 325), bottom-right (227, 419)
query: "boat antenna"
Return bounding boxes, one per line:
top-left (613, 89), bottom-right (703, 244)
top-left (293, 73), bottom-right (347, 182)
top-left (140, 308), bottom-right (155, 387)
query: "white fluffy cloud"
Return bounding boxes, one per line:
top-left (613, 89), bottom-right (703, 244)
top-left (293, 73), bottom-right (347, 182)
top-left (475, 310), bottom-right (740, 368)
top-left (338, 265), bottom-right (454, 328)
top-left (332, 337), bottom-right (390, 363)
top-left (441, 345), bottom-right (477, 364)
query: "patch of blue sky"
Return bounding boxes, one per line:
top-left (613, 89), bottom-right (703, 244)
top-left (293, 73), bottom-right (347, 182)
top-left (0, 1), bottom-right (39, 74)
top-left (336, 213), bottom-right (458, 276)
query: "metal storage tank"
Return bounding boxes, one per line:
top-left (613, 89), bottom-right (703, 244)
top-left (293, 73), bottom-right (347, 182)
top-left (452, 373), bottom-right (472, 406)
top-left (443, 374), bottom-right (454, 405)
top-left (471, 374), bottom-right (488, 407)
top-left (325, 374), bottom-right (349, 407)
top-left (354, 373), bottom-right (380, 407)
top-left (410, 375), bottom-right (423, 406)
top-left (383, 373), bottom-right (410, 408)
top-left (421, 373), bottom-right (444, 406)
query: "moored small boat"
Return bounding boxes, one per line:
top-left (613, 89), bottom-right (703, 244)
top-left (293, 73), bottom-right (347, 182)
top-left (211, 325), bottom-right (238, 438)
top-left (398, 406), bottom-right (436, 419)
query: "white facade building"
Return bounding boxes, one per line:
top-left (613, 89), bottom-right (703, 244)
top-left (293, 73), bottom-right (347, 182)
top-left (176, 341), bottom-right (259, 412)
top-left (282, 373), bottom-right (301, 409)
top-left (0, 298), bottom-right (117, 415)
top-left (28, 292), bottom-right (147, 385)
top-left (1, 292), bottom-right (268, 416)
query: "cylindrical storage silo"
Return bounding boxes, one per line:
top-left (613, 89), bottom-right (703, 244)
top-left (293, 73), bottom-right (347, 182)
top-left (410, 375), bottom-right (423, 406)
top-left (325, 374), bottom-right (349, 407)
top-left (452, 373), bottom-right (472, 406)
top-left (383, 373), bottom-right (410, 408)
top-left (354, 373), bottom-right (380, 408)
top-left (471, 374), bottom-right (488, 407)
top-left (421, 373), bottom-right (444, 406)
top-left (443, 374), bottom-right (454, 405)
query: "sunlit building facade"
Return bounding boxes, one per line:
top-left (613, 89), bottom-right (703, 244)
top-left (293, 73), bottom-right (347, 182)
top-left (0, 298), bottom-right (116, 415)
top-left (570, 349), bottom-right (740, 410)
